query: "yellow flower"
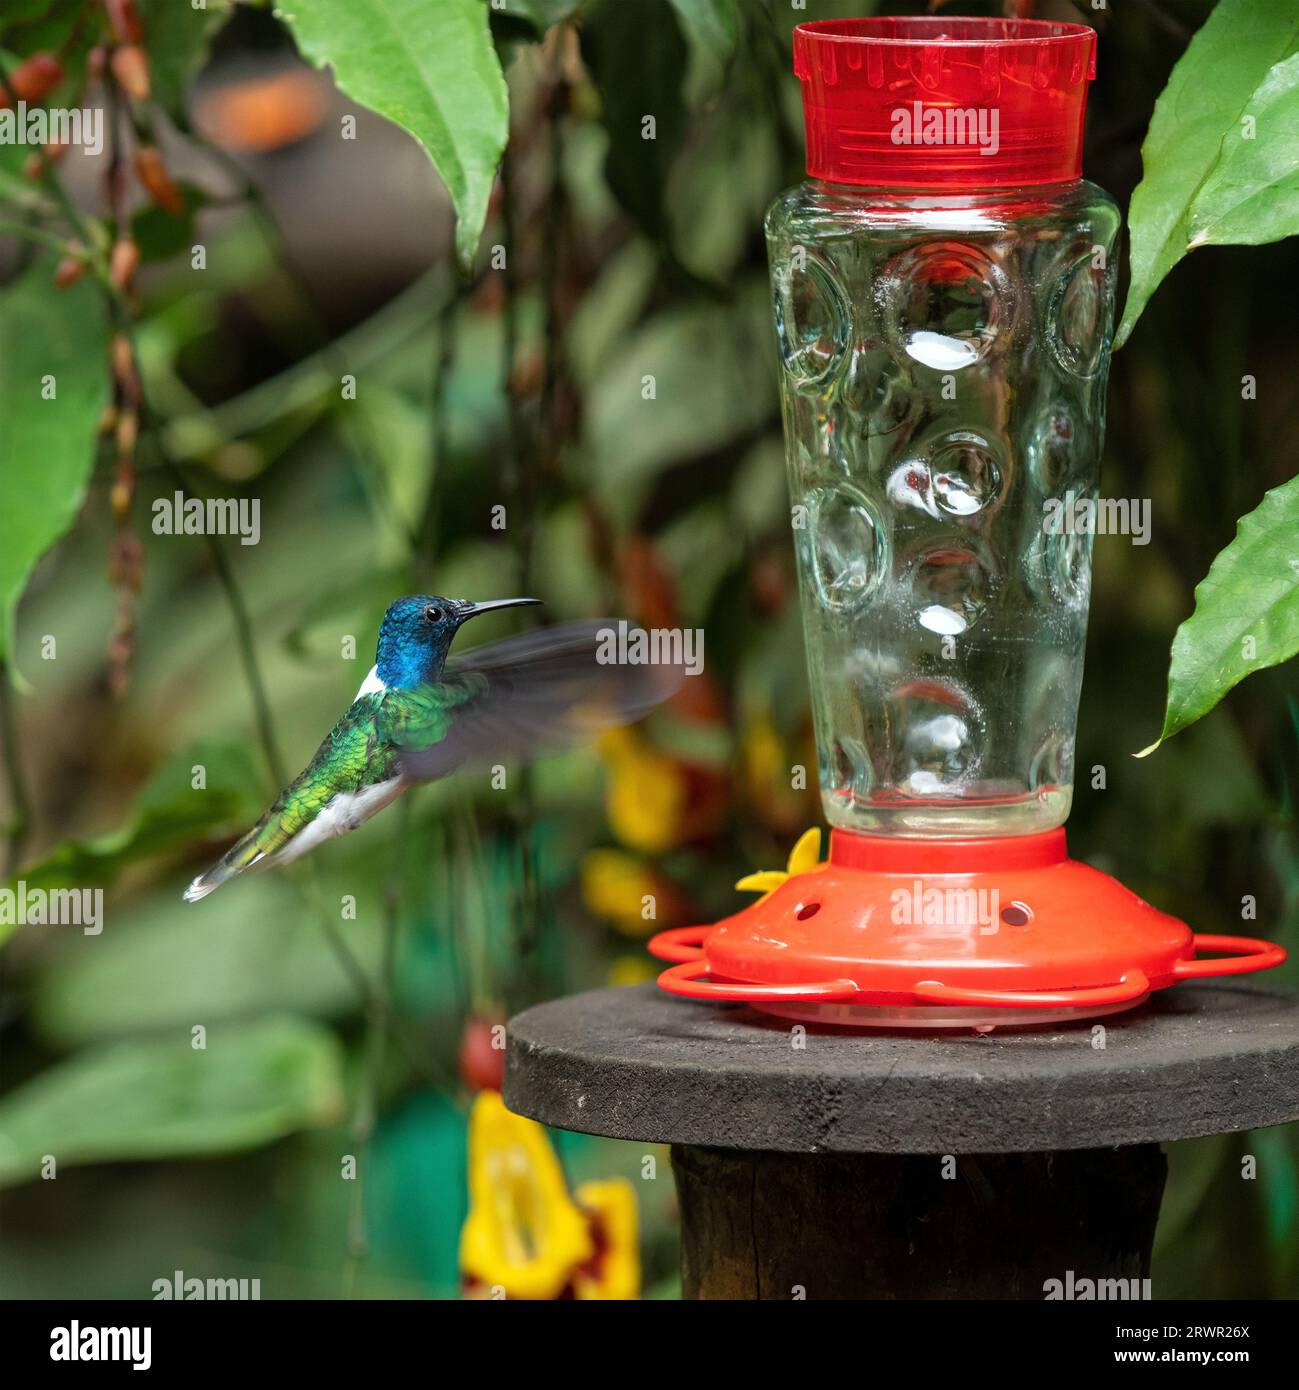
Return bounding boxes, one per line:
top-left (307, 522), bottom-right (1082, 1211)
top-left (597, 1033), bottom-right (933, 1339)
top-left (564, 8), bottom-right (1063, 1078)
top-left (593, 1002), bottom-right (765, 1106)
top-left (740, 711), bottom-right (819, 832)
top-left (460, 1092), bottom-right (592, 1300)
top-left (742, 716), bottom-right (785, 796)
top-left (608, 954), bottom-right (659, 988)
top-left (581, 848), bottom-right (659, 938)
top-left (599, 727), bottom-right (688, 855)
top-left (573, 1179), bottom-right (641, 1300)
top-left (734, 826), bottom-right (822, 899)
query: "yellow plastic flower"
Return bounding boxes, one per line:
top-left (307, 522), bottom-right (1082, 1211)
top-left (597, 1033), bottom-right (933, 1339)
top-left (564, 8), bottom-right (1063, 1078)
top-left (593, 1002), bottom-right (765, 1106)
top-left (573, 1179), bottom-right (641, 1300)
top-left (460, 1092), bottom-right (593, 1300)
top-left (734, 826), bottom-right (822, 899)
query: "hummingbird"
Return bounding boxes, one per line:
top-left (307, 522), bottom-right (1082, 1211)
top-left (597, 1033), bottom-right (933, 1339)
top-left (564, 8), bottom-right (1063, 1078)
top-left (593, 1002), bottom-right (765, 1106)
top-left (183, 595), bottom-right (680, 901)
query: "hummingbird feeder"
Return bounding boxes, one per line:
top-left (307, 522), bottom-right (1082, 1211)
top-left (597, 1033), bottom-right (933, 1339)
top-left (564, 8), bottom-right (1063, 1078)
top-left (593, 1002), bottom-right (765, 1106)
top-left (648, 17), bottom-right (1285, 1028)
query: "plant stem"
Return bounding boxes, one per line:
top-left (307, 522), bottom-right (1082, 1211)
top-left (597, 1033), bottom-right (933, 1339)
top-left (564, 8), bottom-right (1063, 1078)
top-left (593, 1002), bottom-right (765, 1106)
top-left (0, 663), bottom-right (31, 879)
top-left (161, 459), bottom-right (288, 790)
top-left (0, 218), bottom-right (76, 254)
top-left (414, 288), bottom-right (460, 583)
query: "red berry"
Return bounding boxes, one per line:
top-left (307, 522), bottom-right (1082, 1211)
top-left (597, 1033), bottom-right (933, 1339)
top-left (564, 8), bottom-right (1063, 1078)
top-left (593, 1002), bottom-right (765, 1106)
top-left (458, 1017), bottom-right (506, 1093)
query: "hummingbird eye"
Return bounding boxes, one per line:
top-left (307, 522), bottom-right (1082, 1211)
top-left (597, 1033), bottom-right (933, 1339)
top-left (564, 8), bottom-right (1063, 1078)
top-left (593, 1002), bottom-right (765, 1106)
top-left (422, 604), bottom-right (443, 623)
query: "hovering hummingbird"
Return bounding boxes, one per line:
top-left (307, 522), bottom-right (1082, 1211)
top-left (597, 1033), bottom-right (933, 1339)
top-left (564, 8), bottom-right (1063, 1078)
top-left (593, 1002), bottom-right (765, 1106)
top-left (183, 595), bottom-right (680, 901)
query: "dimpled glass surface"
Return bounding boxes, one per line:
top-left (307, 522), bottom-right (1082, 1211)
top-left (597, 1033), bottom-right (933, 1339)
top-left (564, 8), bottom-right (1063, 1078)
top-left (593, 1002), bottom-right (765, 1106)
top-left (766, 180), bottom-right (1120, 836)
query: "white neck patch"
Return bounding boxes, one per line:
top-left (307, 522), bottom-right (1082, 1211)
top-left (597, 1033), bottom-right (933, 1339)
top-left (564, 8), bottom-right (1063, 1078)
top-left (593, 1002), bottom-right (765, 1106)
top-left (354, 665), bottom-right (387, 701)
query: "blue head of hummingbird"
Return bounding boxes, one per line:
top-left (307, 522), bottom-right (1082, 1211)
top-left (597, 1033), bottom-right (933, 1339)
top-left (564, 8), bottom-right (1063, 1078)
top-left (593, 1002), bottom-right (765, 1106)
top-left (183, 593), bottom-right (682, 901)
top-left (370, 594), bottom-right (542, 690)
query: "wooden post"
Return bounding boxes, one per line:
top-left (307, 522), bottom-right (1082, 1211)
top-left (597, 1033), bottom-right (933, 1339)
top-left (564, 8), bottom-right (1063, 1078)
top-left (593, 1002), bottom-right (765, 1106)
top-left (671, 1144), bottom-right (1166, 1300)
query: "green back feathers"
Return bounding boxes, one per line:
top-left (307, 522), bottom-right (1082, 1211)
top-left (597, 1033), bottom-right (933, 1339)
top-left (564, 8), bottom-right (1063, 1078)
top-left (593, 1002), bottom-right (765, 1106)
top-left (377, 677), bottom-right (485, 752)
top-left (228, 682), bottom-right (481, 860)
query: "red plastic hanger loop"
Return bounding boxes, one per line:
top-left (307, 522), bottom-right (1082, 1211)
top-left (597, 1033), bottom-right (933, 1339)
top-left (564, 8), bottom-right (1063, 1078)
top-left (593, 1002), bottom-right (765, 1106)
top-left (911, 970), bottom-right (1150, 1009)
top-left (656, 960), bottom-right (859, 1003)
top-left (1173, 935), bottom-right (1287, 979)
top-left (647, 927), bottom-right (709, 963)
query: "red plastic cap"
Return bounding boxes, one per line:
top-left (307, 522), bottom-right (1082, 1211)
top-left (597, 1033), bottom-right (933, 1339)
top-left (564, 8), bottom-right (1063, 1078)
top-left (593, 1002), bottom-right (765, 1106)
top-left (793, 17), bottom-right (1097, 190)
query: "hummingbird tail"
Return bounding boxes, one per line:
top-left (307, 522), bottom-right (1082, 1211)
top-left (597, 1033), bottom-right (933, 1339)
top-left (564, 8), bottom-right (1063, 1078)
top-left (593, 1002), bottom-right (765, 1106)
top-left (182, 826), bottom-right (269, 902)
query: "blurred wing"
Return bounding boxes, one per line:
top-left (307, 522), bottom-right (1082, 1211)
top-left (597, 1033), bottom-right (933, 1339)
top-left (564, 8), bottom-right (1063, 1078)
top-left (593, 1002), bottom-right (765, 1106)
top-left (390, 621), bottom-right (685, 783)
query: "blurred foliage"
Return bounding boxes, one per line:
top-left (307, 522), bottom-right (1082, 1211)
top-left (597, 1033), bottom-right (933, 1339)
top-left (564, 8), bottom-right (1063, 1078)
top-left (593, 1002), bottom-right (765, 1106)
top-left (0, 1016), bottom-right (345, 1187)
top-left (9, 739), bottom-right (264, 921)
top-left (0, 0), bottom-right (1296, 1300)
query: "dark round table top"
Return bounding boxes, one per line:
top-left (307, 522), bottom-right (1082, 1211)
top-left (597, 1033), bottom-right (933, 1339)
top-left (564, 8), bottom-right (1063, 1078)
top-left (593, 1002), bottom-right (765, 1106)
top-left (504, 981), bottom-right (1299, 1154)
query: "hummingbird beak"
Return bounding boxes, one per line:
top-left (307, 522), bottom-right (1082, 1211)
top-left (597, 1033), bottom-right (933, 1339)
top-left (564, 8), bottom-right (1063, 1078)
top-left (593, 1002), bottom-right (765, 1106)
top-left (459, 597), bottom-right (543, 622)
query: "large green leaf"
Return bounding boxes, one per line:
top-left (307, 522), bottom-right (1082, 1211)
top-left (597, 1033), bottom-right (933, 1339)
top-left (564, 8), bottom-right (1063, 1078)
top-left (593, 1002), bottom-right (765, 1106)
top-left (0, 1016), bottom-right (345, 1187)
top-left (1117, 0), bottom-right (1299, 347)
top-left (1140, 475), bottom-right (1299, 754)
top-left (275, 0), bottom-right (508, 272)
top-left (0, 266), bottom-right (109, 668)
top-left (1190, 50), bottom-right (1299, 246)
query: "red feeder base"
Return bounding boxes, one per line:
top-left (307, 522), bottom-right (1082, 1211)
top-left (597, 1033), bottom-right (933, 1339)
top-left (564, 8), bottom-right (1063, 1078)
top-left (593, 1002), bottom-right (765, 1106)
top-left (648, 829), bottom-right (1286, 1030)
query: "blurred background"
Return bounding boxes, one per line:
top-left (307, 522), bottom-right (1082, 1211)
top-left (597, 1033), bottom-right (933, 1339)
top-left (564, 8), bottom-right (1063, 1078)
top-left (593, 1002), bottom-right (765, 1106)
top-left (1, 0), bottom-right (1297, 1299)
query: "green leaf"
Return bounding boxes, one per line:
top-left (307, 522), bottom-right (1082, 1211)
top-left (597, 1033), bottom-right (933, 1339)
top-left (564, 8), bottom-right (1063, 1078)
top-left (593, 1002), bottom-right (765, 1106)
top-left (7, 739), bottom-right (266, 924)
top-left (1117, 0), bottom-right (1299, 348)
top-left (0, 265), bottom-right (110, 669)
top-left (1140, 475), bottom-right (1299, 755)
top-left (136, 0), bottom-right (232, 121)
top-left (275, 0), bottom-right (508, 272)
top-left (1190, 51), bottom-right (1299, 248)
top-left (0, 1016), bottom-right (345, 1186)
